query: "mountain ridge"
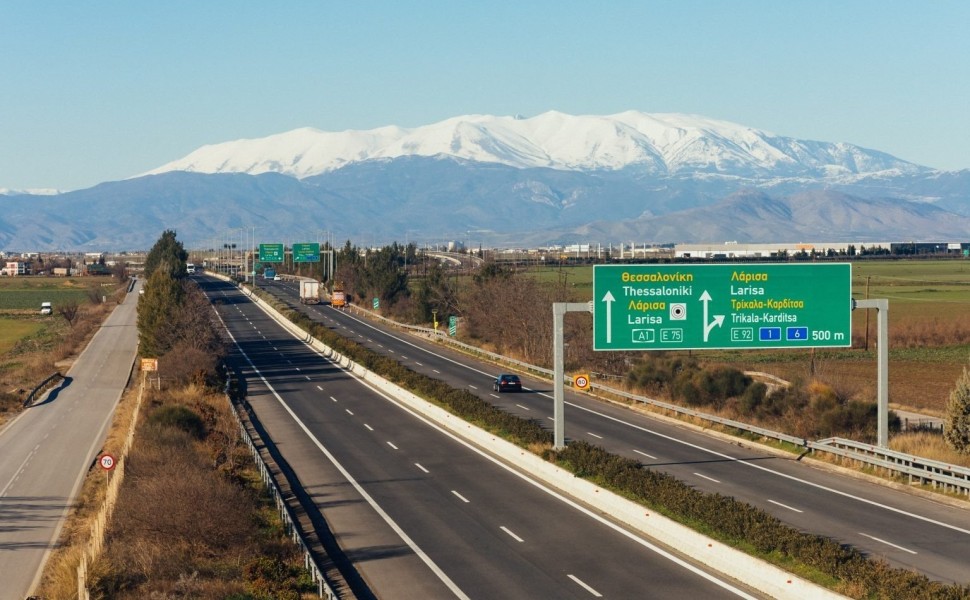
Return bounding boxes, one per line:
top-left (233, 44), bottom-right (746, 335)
top-left (2, 111), bottom-right (968, 252)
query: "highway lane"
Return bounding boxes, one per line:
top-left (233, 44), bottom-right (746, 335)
top-left (205, 278), bottom-right (758, 599)
top-left (0, 282), bottom-right (140, 600)
top-left (262, 277), bottom-right (970, 584)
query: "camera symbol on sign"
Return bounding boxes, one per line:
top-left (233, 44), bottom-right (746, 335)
top-left (669, 303), bottom-right (687, 321)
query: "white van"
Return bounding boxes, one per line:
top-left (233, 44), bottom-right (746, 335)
top-left (40, 302), bottom-right (52, 315)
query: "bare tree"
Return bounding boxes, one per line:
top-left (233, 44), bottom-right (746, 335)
top-left (58, 300), bottom-right (80, 328)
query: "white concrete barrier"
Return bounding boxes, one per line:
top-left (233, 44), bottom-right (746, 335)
top-left (244, 282), bottom-right (844, 600)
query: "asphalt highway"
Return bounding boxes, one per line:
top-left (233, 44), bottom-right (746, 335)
top-left (0, 282), bottom-right (139, 600)
top-left (259, 277), bottom-right (970, 585)
top-left (204, 277), bottom-right (759, 599)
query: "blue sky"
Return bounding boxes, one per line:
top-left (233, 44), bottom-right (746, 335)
top-left (3, 1), bottom-right (968, 191)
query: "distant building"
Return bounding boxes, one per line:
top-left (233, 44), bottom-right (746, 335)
top-left (3, 261), bottom-right (29, 276)
top-left (673, 242), bottom-right (892, 259)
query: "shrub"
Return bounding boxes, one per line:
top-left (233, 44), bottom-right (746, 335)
top-left (944, 365), bottom-right (970, 455)
top-left (148, 404), bottom-right (206, 440)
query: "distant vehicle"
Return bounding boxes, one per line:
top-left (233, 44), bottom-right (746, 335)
top-left (186, 263), bottom-right (196, 274)
top-left (300, 280), bottom-right (321, 304)
top-left (331, 282), bottom-right (347, 308)
top-left (40, 301), bottom-right (52, 315)
top-left (273, 275), bottom-right (282, 281)
top-left (492, 373), bottom-right (522, 393)
top-left (263, 268), bottom-right (276, 280)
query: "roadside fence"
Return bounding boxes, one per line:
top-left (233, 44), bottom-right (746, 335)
top-left (77, 373), bottom-right (146, 599)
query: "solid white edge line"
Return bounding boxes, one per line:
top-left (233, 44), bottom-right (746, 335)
top-left (563, 399), bottom-right (970, 537)
top-left (218, 312), bottom-right (471, 600)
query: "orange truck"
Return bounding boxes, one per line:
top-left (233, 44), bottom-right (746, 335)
top-left (331, 282), bottom-right (347, 308)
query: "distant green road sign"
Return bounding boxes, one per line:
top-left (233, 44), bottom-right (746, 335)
top-left (448, 315), bottom-right (458, 337)
top-left (259, 243), bottom-right (284, 263)
top-left (293, 242), bottom-right (320, 263)
top-left (593, 263), bottom-right (852, 351)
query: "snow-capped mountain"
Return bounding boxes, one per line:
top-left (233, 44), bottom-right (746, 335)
top-left (143, 111), bottom-right (927, 181)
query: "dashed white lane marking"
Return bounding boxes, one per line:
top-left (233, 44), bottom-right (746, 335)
top-left (633, 449), bottom-right (657, 460)
top-left (859, 532), bottom-right (918, 554)
top-left (693, 472), bottom-right (721, 484)
top-left (501, 526), bottom-right (524, 542)
top-left (452, 490), bottom-right (470, 503)
top-left (415, 463), bottom-right (429, 474)
top-left (768, 499), bottom-right (803, 513)
top-left (387, 441), bottom-right (399, 450)
top-left (568, 574), bottom-right (603, 597)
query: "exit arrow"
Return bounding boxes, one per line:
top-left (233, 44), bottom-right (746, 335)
top-left (700, 290), bottom-right (725, 342)
top-left (602, 290), bottom-right (615, 343)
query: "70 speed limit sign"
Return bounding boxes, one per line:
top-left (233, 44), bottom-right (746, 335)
top-left (99, 454), bottom-right (117, 471)
top-left (573, 374), bottom-right (591, 390)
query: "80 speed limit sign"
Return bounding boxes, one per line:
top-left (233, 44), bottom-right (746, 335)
top-left (573, 374), bottom-right (591, 390)
top-left (99, 454), bottom-right (117, 471)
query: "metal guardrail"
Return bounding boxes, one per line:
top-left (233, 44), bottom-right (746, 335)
top-left (226, 389), bottom-right (338, 599)
top-left (811, 438), bottom-right (970, 497)
top-left (23, 371), bottom-right (64, 407)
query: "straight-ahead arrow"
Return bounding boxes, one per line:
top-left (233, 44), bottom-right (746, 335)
top-left (602, 290), bottom-right (615, 343)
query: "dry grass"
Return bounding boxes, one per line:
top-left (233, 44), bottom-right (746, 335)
top-left (47, 386), bottom-right (313, 599)
top-left (890, 431), bottom-right (970, 468)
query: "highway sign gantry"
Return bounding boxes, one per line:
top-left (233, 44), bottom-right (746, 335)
top-left (593, 263), bottom-right (852, 351)
top-left (259, 243), bottom-right (285, 263)
top-left (293, 242), bottom-right (321, 263)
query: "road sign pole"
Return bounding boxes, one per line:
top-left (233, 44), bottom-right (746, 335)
top-left (855, 299), bottom-right (889, 447)
top-left (553, 302), bottom-right (593, 450)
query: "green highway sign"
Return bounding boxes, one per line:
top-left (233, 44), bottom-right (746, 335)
top-left (293, 242), bottom-right (321, 263)
top-left (593, 263), bottom-right (852, 351)
top-left (259, 243), bottom-right (284, 263)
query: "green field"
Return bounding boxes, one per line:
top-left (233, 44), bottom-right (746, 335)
top-left (524, 260), bottom-right (970, 304)
top-left (0, 318), bottom-right (43, 354)
top-left (0, 277), bottom-right (100, 310)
